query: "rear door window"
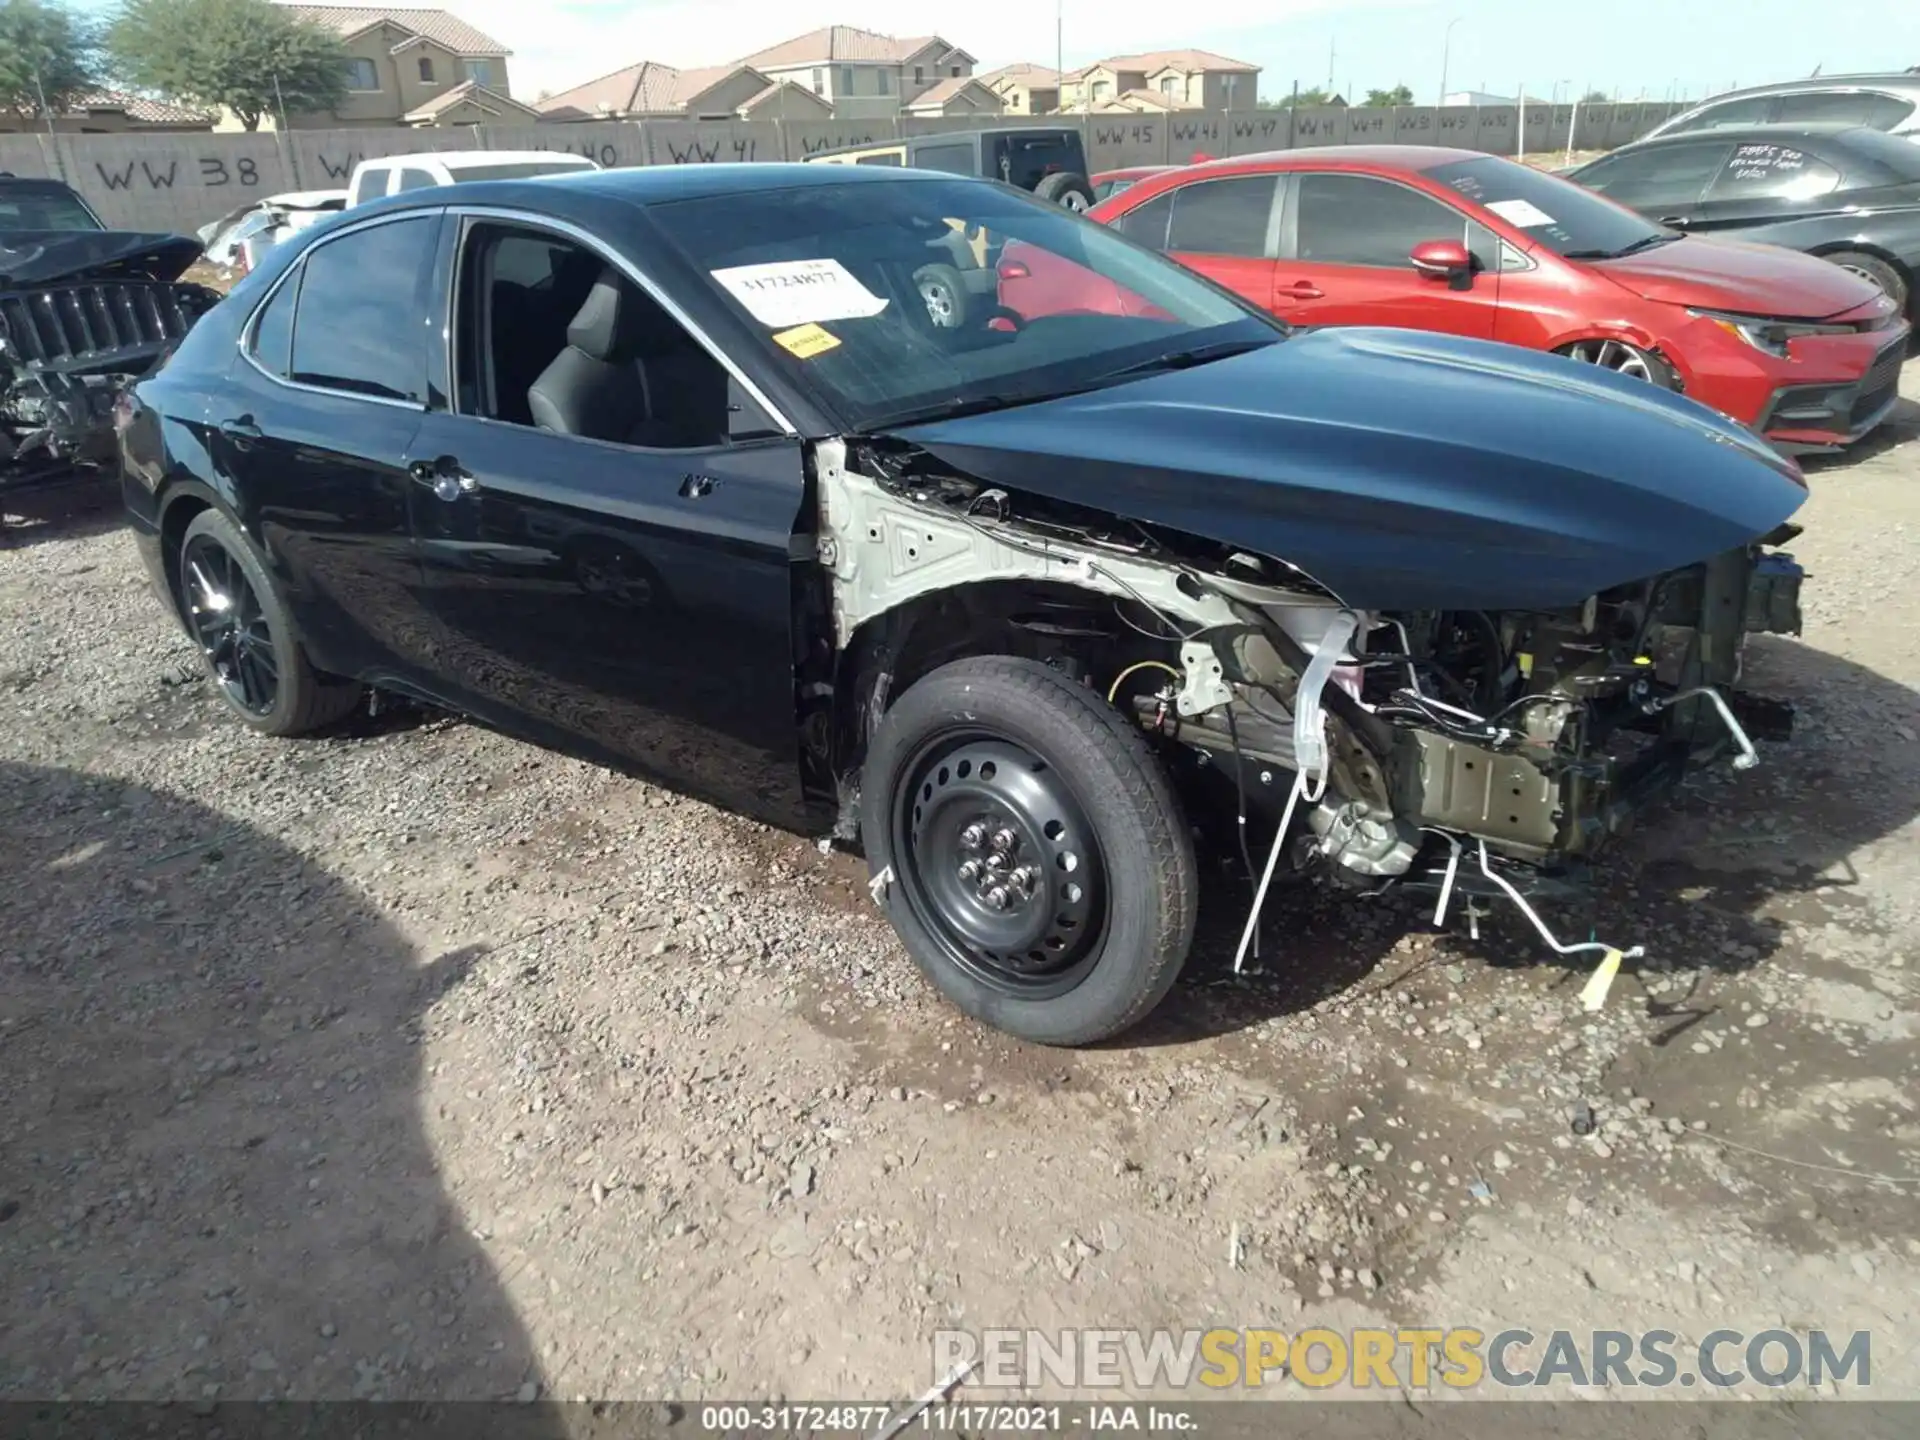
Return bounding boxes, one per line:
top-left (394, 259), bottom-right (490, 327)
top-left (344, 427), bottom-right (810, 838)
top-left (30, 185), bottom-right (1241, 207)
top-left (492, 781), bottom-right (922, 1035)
top-left (1774, 90), bottom-right (1915, 130)
top-left (1293, 173), bottom-right (1468, 266)
top-left (248, 267), bottom-right (301, 379)
top-left (911, 142), bottom-right (976, 175)
top-left (1166, 176), bottom-right (1278, 257)
top-left (1571, 141), bottom-right (1732, 210)
top-left (349, 166), bottom-right (388, 206)
top-left (1704, 141), bottom-right (1843, 201)
top-left (288, 216), bottom-right (437, 401)
top-left (394, 167), bottom-right (440, 192)
top-left (1665, 96), bottom-right (1778, 133)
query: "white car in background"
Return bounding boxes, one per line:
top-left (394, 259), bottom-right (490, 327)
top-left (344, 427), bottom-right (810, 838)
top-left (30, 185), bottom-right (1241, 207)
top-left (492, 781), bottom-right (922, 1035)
top-left (344, 150), bottom-right (601, 207)
top-left (197, 189), bottom-right (347, 275)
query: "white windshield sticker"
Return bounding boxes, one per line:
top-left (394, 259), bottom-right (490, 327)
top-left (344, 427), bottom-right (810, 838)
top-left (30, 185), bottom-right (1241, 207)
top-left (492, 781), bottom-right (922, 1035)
top-left (1485, 198), bottom-right (1556, 228)
top-left (709, 258), bottom-right (889, 327)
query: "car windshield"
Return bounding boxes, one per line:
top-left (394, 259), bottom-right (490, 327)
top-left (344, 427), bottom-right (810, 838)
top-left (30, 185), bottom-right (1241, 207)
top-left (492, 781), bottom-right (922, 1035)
top-left (1421, 155), bottom-right (1673, 260)
top-left (0, 184), bottom-right (102, 231)
top-left (649, 176), bottom-right (1278, 431)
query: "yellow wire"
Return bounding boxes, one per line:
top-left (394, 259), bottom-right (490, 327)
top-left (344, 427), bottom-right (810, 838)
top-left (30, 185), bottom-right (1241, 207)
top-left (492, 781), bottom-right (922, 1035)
top-left (1106, 659), bottom-right (1183, 705)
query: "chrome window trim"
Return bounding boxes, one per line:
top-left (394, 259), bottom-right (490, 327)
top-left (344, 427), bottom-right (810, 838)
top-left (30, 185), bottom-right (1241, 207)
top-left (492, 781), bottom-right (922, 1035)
top-left (442, 204), bottom-right (797, 437)
top-left (235, 208), bottom-right (441, 411)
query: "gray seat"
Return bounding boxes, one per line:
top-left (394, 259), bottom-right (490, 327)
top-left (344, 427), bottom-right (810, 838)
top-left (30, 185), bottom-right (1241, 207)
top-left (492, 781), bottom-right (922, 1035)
top-left (527, 267), bottom-right (685, 447)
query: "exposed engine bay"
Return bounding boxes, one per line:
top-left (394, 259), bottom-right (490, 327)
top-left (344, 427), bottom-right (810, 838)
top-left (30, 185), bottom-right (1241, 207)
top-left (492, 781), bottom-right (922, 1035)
top-left (2, 228), bottom-right (218, 487)
top-left (813, 436), bottom-right (1806, 975)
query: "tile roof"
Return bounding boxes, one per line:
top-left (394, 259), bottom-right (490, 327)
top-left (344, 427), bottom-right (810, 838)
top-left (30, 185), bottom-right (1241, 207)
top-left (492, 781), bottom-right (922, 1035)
top-left (70, 90), bottom-right (214, 124)
top-left (280, 6), bottom-right (510, 56)
top-left (738, 25), bottom-right (968, 69)
top-left (1065, 49), bottom-right (1258, 80)
top-left (976, 62), bottom-right (1060, 88)
top-left (738, 80), bottom-right (833, 115)
top-left (403, 79), bottom-right (539, 121)
top-left (904, 76), bottom-right (998, 109)
top-left (536, 61), bottom-right (767, 117)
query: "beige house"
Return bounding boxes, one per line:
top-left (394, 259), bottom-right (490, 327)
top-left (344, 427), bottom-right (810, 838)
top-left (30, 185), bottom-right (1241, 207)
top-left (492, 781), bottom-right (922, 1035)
top-left (976, 63), bottom-right (1061, 115)
top-left (1057, 50), bottom-right (1258, 112)
top-left (0, 91), bottom-right (214, 134)
top-left (215, 5), bottom-right (515, 129)
top-left (901, 77), bottom-right (1005, 118)
top-left (733, 25), bottom-right (977, 119)
top-left (537, 62), bottom-right (831, 122)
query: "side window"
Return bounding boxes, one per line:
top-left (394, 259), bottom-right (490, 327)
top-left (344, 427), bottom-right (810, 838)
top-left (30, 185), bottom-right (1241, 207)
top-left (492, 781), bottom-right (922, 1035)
top-left (1775, 91), bottom-right (1914, 130)
top-left (247, 265), bottom-right (301, 378)
top-left (911, 142), bottom-right (976, 176)
top-left (854, 152), bottom-right (902, 166)
top-left (1573, 142), bottom-right (1730, 209)
top-left (1293, 174), bottom-right (1468, 266)
top-left (1706, 142), bottom-right (1842, 202)
top-left (1665, 96), bottom-right (1776, 133)
top-left (1114, 190), bottom-right (1173, 249)
top-left (452, 222), bottom-right (771, 448)
top-left (349, 166), bottom-right (387, 206)
top-left (288, 216), bottom-right (436, 400)
top-left (1166, 176), bottom-right (1277, 257)
top-left (393, 167), bottom-right (439, 193)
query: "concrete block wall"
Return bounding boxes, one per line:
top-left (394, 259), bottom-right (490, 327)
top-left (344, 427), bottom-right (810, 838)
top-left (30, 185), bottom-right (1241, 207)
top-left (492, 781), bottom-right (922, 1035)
top-left (3, 102), bottom-right (1686, 235)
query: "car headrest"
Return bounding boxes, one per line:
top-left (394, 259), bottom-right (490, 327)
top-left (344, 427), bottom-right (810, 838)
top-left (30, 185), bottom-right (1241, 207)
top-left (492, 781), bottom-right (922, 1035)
top-left (566, 268), bottom-right (642, 362)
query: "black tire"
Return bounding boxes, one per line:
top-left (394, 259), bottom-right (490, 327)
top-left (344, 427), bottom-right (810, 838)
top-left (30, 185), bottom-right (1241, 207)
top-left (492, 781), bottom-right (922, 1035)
top-left (177, 507), bottom-right (361, 736)
top-left (1035, 171), bottom-right (1098, 213)
top-left (1823, 249), bottom-right (1909, 314)
top-left (911, 262), bottom-right (969, 330)
top-left (860, 655), bottom-right (1197, 1046)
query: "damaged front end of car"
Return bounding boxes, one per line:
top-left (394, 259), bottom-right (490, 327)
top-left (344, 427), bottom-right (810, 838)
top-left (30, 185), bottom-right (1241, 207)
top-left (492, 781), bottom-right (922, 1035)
top-left (1, 232), bottom-right (219, 487)
top-left (806, 330), bottom-right (1812, 982)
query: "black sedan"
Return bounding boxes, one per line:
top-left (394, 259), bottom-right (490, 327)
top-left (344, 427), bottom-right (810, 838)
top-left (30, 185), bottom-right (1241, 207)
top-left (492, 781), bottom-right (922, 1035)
top-left (121, 163), bottom-right (1809, 1045)
top-left (1566, 123), bottom-right (1920, 315)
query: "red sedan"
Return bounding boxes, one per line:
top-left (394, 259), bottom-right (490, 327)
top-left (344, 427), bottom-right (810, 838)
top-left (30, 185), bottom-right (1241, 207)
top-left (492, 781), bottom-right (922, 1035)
top-left (1036, 146), bottom-right (1910, 452)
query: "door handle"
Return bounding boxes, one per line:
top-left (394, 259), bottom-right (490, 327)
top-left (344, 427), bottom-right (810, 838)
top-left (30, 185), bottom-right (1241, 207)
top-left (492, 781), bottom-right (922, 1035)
top-left (409, 456), bottom-right (478, 501)
top-left (219, 416), bottom-right (262, 440)
top-left (1657, 215), bottom-right (1691, 228)
top-left (679, 473), bottom-right (716, 499)
top-left (1278, 282), bottom-right (1325, 299)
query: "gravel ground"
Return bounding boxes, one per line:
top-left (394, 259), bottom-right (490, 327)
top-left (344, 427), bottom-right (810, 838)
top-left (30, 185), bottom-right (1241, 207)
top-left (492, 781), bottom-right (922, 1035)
top-left (3, 368), bottom-right (1920, 1407)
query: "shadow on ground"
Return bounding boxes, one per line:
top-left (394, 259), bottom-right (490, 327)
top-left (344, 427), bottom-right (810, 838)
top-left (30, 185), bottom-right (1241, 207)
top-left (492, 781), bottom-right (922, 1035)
top-left (0, 471), bottom-right (126, 551)
top-left (0, 761), bottom-right (549, 1405)
top-left (1122, 633), bottom-right (1920, 1046)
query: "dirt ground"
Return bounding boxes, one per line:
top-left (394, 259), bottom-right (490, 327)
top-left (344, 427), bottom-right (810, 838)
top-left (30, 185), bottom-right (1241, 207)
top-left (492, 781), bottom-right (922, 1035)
top-left (3, 368), bottom-right (1919, 1412)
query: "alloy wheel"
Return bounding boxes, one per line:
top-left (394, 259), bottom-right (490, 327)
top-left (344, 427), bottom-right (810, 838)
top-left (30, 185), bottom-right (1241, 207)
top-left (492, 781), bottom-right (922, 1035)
top-left (918, 276), bottom-right (959, 328)
top-left (182, 534), bottom-right (280, 716)
top-left (1563, 338), bottom-right (1661, 382)
top-left (891, 734), bottom-right (1106, 998)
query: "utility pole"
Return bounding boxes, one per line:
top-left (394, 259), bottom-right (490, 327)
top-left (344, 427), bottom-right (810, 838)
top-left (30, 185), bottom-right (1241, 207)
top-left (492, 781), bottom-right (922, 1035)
top-left (1439, 17), bottom-right (1462, 106)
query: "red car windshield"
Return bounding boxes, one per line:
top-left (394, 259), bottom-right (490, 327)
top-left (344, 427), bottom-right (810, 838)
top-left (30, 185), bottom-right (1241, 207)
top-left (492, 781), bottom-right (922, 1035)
top-left (1421, 155), bottom-right (1674, 260)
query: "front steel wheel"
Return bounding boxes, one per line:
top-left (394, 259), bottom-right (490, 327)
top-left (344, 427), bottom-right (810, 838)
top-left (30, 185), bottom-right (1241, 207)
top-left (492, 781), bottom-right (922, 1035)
top-left (860, 655), bottom-right (1197, 1046)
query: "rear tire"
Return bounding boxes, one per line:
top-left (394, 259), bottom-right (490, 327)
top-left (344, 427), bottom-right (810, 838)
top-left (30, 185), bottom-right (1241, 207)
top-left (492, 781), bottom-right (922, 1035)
top-left (1035, 172), bottom-right (1098, 213)
top-left (177, 507), bottom-right (361, 737)
top-left (1823, 250), bottom-right (1909, 315)
top-left (859, 655), bottom-right (1197, 1046)
top-left (912, 263), bottom-right (969, 329)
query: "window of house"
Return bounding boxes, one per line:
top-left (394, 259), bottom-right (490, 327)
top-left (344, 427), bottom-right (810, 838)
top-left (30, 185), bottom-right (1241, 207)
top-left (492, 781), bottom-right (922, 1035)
top-left (842, 66), bottom-right (855, 94)
top-left (1092, 80), bottom-right (1111, 101)
top-left (418, 56), bottom-right (435, 83)
top-left (1159, 77), bottom-right (1176, 96)
top-left (451, 222), bottom-right (777, 447)
top-left (464, 59), bottom-right (494, 86)
top-left (951, 66), bottom-right (961, 77)
top-left (812, 67), bottom-right (824, 93)
top-left (914, 65), bottom-right (925, 85)
top-left (286, 217), bottom-right (436, 400)
top-left (1293, 173), bottom-right (1469, 266)
top-left (1166, 176), bottom-right (1279, 256)
top-left (878, 70), bottom-right (890, 95)
top-left (343, 58), bottom-right (379, 91)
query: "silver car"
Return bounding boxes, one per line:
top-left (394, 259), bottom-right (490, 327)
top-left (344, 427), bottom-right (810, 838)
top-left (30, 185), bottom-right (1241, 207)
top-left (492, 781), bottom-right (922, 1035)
top-left (1645, 74), bottom-right (1920, 144)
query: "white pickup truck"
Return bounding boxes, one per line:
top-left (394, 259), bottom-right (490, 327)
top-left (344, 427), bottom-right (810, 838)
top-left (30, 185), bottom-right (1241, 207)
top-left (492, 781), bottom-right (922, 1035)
top-left (344, 150), bottom-right (601, 207)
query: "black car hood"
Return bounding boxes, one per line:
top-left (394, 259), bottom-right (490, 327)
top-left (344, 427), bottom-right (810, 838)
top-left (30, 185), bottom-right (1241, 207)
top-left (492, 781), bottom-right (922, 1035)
top-left (0, 231), bottom-right (203, 287)
top-left (886, 326), bottom-right (1808, 612)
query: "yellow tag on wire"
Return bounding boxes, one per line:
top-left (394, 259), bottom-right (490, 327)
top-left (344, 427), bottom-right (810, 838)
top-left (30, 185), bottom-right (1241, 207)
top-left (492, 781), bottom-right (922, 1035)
top-left (1579, 948), bottom-right (1624, 1012)
top-left (772, 323), bottom-right (841, 359)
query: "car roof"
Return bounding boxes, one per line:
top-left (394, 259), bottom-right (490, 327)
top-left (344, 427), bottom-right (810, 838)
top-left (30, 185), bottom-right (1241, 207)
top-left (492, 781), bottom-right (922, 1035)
top-left (1608, 121), bottom-right (1874, 150)
top-left (1677, 73), bottom-right (1920, 103)
top-left (353, 161), bottom-right (979, 213)
top-left (1174, 145), bottom-right (1489, 173)
top-left (0, 174), bottom-right (80, 190)
top-left (359, 150), bottom-right (595, 169)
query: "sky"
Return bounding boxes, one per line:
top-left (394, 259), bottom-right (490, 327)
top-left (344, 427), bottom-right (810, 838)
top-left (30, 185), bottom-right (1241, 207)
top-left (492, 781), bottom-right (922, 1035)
top-left (67, 0), bottom-right (1920, 107)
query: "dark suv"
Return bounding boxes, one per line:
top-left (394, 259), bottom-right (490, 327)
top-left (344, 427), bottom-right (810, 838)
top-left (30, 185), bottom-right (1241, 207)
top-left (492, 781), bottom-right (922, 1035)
top-left (805, 127), bottom-right (1097, 210)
